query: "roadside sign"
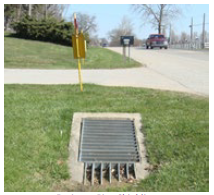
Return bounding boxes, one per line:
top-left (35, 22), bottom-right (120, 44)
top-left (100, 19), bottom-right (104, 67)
top-left (72, 13), bottom-right (86, 92)
top-left (120, 36), bottom-right (134, 62)
top-left (120, 36), bottom-right (134, 46)
top-left (72, 33), bottom-right (86, 59)
top-left (85, 40), bottom-right (87, 52)
top-left (123, 39), bottom-right (130, 45)
top-left (72, 35), bottom-right (78, 59)
top-left (79, 33), bottom-right (86, 58)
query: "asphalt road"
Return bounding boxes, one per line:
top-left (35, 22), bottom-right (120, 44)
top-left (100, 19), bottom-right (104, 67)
top-left (108, 47), bottom-right (209, 96)
top-left (4, 47), bottom-right (209, 96)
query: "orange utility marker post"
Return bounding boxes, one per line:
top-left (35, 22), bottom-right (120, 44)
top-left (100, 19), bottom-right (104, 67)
top-left (72, 13), bottom-right (86, 92)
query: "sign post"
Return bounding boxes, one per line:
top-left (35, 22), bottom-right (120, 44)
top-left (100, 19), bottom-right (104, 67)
top-left (120, 36), bottom-right (134, 63)
top-left (122, 45), bottom-right (126, 62)
top-left (72, 13), bottom-right (86, 92)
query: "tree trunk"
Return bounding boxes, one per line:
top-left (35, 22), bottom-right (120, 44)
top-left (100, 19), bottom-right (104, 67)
top-left (158, 23), bottom-right (161, 34)
top-left (44, 4), bottom-right (47, 20)
top-left (60, 5), bottom-right (64, 21)
top-left (4, 17), bottom-right (9, 31)
top-left (17, 4), bottom-right (22, 21)
top-left (158, 4), bottom-right (164, 34)
top-left (28, 4), bottom-right (32, 17)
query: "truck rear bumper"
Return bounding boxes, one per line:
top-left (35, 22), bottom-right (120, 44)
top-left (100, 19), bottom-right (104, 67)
top-left (151, 43), bottom-right (168, 47)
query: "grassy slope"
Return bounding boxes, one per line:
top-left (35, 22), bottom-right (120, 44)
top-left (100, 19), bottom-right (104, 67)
top-left (4, 36), bottom-right (141, 69)
top-left (4, 84), bottom-right (209, 192)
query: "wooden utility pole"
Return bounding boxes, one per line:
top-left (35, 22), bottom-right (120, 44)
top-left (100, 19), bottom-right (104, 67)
top-left (169, 23), bottom-right (172, 47)
top-left (123, 46), bottom-right (126, 63)
top-left (128, 46), bottom-right (130, 61)
top-left (190, 17), bottom-right (193, 49)
top-left (202, 13), bottom-right (206, 49)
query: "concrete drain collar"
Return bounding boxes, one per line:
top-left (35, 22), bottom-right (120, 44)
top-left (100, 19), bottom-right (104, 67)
top-left (68, 113), bottom-right (149, 185)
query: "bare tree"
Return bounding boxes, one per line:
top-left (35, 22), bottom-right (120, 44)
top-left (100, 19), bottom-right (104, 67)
top-left (17, 4), bottom-right (22, 21)
top-left (100, 38), bottom-right (108, 46)
top-left (28, 4), bottom-right (32, 16)
top-left (170, 29), bottom-right (179, 44)
top-left (72, 12), bottom-right (97, 34)
top-left (180, 32), bottom-right (189, 44)
top-left (45, 4), bottom-right (61, 20)
top-left (4, 4), bottom-right (16, 30)
top-left (58, 4), bottom-right (70, 20)
top-left (162, 25), bottom-right (167, 36)
top-left (133, 37), bottom-right (143, 47)
top-left (132, 4), bottom-right (181, 34)
top-left (108, 16), bottom-right (134, 46)
top-left (34, 4), bottom-right (63, 20)
top-left (90, 35), bottom-right (100, 46)
top-left (4, 4), bottom-right (66, 27)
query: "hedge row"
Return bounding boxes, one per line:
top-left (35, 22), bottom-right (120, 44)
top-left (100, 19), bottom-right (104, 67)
top-left (11, 17), bottom-right (89, 46)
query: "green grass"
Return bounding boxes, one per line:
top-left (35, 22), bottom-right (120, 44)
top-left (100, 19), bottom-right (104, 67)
top-left (4, 84), bottom-right (209, 192)
top-left (4, 36), bottom-right (141, 69)
top-left (4, 85), bottom-right (209, 191)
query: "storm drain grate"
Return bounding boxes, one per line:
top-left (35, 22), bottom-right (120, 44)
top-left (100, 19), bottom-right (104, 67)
top-left (79, 119), bottom-right (140, 185)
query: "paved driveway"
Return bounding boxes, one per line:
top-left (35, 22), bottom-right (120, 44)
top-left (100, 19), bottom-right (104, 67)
top-left (4, 48), bottom-right (209, 96)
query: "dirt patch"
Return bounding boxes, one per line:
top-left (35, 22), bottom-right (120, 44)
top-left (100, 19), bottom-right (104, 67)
top-left (51, 178), bottom-right (140, 192)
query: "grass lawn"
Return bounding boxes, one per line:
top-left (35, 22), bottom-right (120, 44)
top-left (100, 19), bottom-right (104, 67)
top-left (4, 84), bottom-right (209, 192)
top-left (4, 36), bottom-right (141, 69)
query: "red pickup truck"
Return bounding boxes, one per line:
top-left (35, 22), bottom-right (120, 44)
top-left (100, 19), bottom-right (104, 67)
top-left (146, 34), bottom-right (168, 49)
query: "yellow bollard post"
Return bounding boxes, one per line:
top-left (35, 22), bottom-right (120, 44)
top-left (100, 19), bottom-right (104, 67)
top-left (74, 13), bottom-right (83, 92)
top-left (77, 59), bottom-right (83, 92)
top-left (76, 38), bottom-right (83, 92)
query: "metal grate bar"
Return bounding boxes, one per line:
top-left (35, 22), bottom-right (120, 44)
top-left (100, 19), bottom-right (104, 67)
top-left (81, 152), bottom-right (139, 156)
top-left (79, 119), bottom-right (140, 185)
top-left (118, 163), bottom-right (120, 182)
top-left (109, 163), bottom-right (111, 183)
top-left (84, 132), bottom-right (135, 136)
top-left (126, 163), bottom-right (129, 179)
top-left (82, 148), bottom-right (137, 152)
top-left (82, 136), bottom-right (136, 141)
top-left (100, 163), bottom-right (103, 185)
top-left (79, 119), bottom-right (140, 162)
top-left (133, 163), bottom-right (136, 179)
top-left (81, 156), bottom-right (139, 161)
top-left (82, 141), bottom-right (137, 145)
top-left (84, 162), bottom-right (137, 185)
top-left (84, 162), bottom-right (87, 185)
top-left (84, 119), bottom-right (134, 123)
top-left (91, 163), bottom-right (95, 185)
top-left (81, 158), bottom-right (139, 162)
top-left (82, 142), bottom-right (137, 145)
top-left (84, 126), bottom-right (134, 130)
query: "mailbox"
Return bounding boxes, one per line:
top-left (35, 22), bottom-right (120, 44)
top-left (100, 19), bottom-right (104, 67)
top-left (120, 36), bottom-right (134, 46)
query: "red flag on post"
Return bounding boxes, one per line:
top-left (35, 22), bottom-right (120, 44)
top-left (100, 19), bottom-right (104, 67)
top-left (74, 13), bottom-right (78, 34)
